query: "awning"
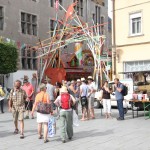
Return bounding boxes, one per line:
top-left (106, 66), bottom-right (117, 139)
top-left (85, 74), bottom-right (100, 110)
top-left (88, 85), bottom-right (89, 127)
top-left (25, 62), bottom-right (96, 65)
top-left (119, 70), bottom-right (150, 74)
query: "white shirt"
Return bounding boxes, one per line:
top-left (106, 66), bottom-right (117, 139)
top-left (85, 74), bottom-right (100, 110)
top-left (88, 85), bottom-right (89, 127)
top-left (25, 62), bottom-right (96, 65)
top-left (88, 82), bottom-right (96, 97)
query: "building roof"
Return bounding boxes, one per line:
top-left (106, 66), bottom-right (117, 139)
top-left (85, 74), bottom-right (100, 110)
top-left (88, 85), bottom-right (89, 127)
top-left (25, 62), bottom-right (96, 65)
top-left (60, 52), bottom-right (93, 73)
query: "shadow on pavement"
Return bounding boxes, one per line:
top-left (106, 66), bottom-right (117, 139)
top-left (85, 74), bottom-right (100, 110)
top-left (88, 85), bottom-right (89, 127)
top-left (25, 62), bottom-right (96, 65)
top-left (0, 130), bottom-right (13, 138)
top-left (0, 119), bottom-right (12, 123)
top-left (74, 129), bottom-right (113, 140)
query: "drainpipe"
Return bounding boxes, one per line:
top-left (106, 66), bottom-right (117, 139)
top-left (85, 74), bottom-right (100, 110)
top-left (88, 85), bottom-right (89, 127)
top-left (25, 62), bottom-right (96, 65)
top-left (112, 0), bottom-right (116, 78)
top-left (86, 0), bottom-right (88, 22)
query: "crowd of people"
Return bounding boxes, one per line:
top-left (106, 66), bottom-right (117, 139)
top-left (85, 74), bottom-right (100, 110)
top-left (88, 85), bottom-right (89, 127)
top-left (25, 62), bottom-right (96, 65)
top-left (2, 73), bottom-right (125, 143)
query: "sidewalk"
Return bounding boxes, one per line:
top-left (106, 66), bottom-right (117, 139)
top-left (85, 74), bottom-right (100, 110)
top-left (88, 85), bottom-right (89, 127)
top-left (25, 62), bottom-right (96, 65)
top-left (1, 104), bottom-right (150, 150)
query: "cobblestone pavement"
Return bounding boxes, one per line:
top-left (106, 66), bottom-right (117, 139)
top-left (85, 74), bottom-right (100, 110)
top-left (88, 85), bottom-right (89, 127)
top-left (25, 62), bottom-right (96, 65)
top-left (1, 104), bottom-right (150, 150)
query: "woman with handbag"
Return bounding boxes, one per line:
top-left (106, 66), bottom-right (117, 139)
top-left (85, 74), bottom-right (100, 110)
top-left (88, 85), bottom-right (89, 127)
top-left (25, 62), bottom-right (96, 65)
top-left (31, 83), bottom-right (52, 143)
top-left (101, 81), bottom-right (112, 119)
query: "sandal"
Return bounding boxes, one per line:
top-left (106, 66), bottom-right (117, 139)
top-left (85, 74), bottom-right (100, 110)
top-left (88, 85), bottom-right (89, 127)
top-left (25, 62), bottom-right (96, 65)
top-left (44, 139), bottom-right (49, 143)
top-left (38, 135), bottom-right (43, 139)
top-left (20, 134), bottom-right (24, 139)
top-left (90, 117), bottom-right (95, 119)
top-left (14, 129), bottom-right (19, 134)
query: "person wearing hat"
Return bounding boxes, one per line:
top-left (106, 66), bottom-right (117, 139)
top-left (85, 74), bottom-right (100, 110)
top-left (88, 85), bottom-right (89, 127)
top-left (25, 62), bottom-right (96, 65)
top-left (80, 78), bottom-right (89, 121)
top-left (54, 86), bottom-right (76, 143)
top-left (31, 83), bottom-right (51, 143)
top-left (22, 79), bottom-right (34, 119)
top-left (87, 76), bottom-right (96, 119)
top-left (8, 80), bottom-right (27, 139)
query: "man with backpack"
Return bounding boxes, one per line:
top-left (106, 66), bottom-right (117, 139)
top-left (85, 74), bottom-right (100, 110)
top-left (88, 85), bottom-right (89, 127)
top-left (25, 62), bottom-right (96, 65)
top-left (114, 78), bottom-right (125, 121)
top-left (54, 86), bottom-right (76, 143)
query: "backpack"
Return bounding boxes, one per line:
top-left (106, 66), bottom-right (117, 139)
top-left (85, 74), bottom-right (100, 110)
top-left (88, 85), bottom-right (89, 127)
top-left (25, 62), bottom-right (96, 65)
top-left (61, 93), bottom-right (71, 109)
top-left (121, 84), bottom-right (128, 96)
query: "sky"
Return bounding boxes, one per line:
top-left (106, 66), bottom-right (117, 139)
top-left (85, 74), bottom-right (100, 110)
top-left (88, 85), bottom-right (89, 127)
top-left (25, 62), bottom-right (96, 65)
top-left (108, 0), bottom-right (112, 18)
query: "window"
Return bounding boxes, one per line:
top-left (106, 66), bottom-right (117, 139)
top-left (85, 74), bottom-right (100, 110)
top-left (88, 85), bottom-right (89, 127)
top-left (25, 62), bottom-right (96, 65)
top-left (21, 12), bottom-right (37, 36)
top-left (50, 0), bottom-right (54, 7)
top-left (50, 0), bottom-right (63, 9)
top-left (0, 6), bottom-right (4, 30)
top-left (50, 19), bottom-right (57, 36)
top-left (95, 6), bottom-right (101, 34)
top-left (74, 0), bottom-right (83, 16)
top-left (21, 47), bottom-right (37, 70)
top-left (59, 0), bottom-right (62, 10)
top-left (129, 12), bottom-right (142, 36)
top-left (101, 16), bottom-right (104, 34)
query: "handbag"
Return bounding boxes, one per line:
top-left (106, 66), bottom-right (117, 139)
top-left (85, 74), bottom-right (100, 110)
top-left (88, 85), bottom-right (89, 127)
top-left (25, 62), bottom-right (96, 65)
top-left (81, 96), bottom-right (88, 106)
top-left (37, 93), bottom-right (52, 114)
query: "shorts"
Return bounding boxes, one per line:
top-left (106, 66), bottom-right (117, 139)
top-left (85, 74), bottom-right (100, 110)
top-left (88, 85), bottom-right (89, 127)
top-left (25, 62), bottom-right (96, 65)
top-left (12, 110), bottom-right (24, 122)
top-left (25, 101), bottom-right (33, 111)
top-left (88, 96), bottom-right (94, 109)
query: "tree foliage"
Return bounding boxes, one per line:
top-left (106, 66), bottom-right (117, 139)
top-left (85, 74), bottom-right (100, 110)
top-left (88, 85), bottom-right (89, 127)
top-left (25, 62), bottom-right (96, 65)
top-left (0, 42), bottom-right (18, 74)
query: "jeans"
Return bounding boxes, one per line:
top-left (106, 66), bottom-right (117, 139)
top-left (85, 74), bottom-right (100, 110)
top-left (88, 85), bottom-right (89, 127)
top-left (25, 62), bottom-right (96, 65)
top-left (117, 99), bottom-right (124, 119)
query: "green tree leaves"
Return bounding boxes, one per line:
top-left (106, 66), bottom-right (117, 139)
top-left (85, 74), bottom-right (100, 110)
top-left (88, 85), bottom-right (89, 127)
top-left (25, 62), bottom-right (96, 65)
top-left (0, 42), bottom-right (18, 74)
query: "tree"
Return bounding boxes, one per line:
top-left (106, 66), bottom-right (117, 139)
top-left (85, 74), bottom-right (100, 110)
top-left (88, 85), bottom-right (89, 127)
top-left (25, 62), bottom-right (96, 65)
top-left (0, 42), bottom-right (18, 74)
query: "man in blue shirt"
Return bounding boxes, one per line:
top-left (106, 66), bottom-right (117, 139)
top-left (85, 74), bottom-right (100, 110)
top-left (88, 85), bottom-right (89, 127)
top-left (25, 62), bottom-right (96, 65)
top-left (114, 78), bottom-right (124, 120)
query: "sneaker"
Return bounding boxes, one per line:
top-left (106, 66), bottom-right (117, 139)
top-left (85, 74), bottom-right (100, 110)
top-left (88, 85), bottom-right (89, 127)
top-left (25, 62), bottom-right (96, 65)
top-left (68, 137), bottom-right (72, 140)
top-left (20, 134), bottom-right (24, 139)
top-left (24, 116), bottom-right (29, 119)
top-left (117, 117), bottom-right (124, 121)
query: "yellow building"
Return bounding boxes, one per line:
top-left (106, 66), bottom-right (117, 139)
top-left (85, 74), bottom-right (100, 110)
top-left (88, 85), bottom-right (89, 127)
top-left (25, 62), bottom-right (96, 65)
top-left (112, 0), bottom-right (150, 82)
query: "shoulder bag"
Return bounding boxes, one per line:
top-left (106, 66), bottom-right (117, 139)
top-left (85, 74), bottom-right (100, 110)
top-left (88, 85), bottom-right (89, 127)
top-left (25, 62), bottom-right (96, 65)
top-left (37, 93), bottom-right (52, 114)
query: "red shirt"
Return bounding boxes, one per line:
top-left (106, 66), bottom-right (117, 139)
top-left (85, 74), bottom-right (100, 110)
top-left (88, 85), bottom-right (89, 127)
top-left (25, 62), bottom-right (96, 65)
top-left (22, 83), bottom-right (34, 101)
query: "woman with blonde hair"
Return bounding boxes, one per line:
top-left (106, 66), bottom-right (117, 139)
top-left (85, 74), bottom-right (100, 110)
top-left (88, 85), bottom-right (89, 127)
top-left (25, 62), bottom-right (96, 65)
top-left (31, 83), bottom-right (52, 143)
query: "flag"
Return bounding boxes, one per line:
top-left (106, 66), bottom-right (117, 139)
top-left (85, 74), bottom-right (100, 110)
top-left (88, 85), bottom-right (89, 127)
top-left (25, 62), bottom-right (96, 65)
top-left (74, 42), bottom-right (82, 65)
top-left (65, 1), bottom-right (77, 22)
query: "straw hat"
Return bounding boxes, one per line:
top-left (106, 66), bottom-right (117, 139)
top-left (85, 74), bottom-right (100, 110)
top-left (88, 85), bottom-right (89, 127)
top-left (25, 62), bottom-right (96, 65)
top-left (39, 83), bottom-right (46, 90)
top-left (60, 86), bottom-right (68, 93)
top-left (71, 80), bottom-right (75, 84)
top-left (77, 79), bottom-right (81, 82)
top-left (81, 77), bottom-right (85, 82)
top-left (87, 76), bottom-right (93, 80)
